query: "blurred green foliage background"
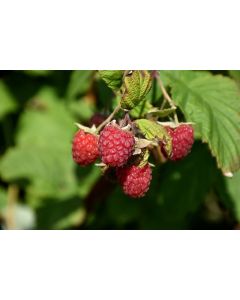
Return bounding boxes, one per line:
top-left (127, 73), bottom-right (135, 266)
top-left (0, 70), bottom-right (240, 230)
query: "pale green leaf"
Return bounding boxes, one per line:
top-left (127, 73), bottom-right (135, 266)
top-left (130, 101), bottom-right (153, 118)
top-left (0, 146), bottom-right (77, 199)
top-left (0, 87), bottom-right (78, 199)
top-left (135, 119), bottom-right (172, 156)
top-left (121, 71), bottom-right (152, 109)
top-left (99, 70), bottom-right (123, 91)
top-left (67, 70), bottom-right (94, 99)
top-left (68, 99), bottom-right (95, 121)
top-left (135, 119), bottom-right (167, 140)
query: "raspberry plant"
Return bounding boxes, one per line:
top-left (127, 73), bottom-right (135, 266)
top-left (0, 70), bottom-right (240, 229)
top-left (72, 70), bottom-right (240, 199)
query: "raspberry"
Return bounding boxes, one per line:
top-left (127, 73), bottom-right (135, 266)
top-left (89, 113), bottom-right (106, 127)
top-left (72, 130), bottom-right (99, 166)
top-left (116, 164), bottom-right (152, 198)
top-left (98, 125), bottom-right (135, 167)
top-left (164, 124), bottom-right (194, 161)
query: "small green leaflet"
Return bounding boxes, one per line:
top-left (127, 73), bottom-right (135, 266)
top-left (138, 149), bottom-right (150, 167)
top-left (121, 71), bottom-right (152, 110)
top-left (135, 119), bottom-right (172, 156)
top-left (99, 70), bottom-right (124, 91)
top-left (130, 101), bottom-right (153, 118)
top-left (146, 107), bottom-right (176, 118)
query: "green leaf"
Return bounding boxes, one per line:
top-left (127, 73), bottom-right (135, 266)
top-left (0, 87), bottom-right (102, 210)
top-left (135, 119), bottom-right (172, 156)
top-left (0, 187), bottom-right (7, 213)
top-left (0, 81), bottom-right (17, 120)
top-left (98, 70), bottom-right (123, 91)
top-left (0, 88), bottom-right (78, 199)
top-left (140, 143), bottom-right (219, 229)
top-left (16, 88), bottom-right (75, 147)
top-left (161, 70), bottom-right (240, 173)
top-left (23, 70), bottom-right (52, 76)
top-left (138, 149), bottom-right (150, 167)
top-left (67, 99), bottom-right (95, 122)
top-left (0, 146), bottom-right (77, 199)
top-left (146, 107), bottom-right (176, 118)
top-left (121, 71), bottom-right (152, 109)
top-left (105, 187), bottom-right (141, 226)
top-left (229, 70), bottom-right (240, 82)
top-left (135, 119), bottom-right (164, 139)
top-left (36, 197), bottom-right (86, 229)
top-left (67, 70), bottom-right (93, 99)
top-left (130, 101), bottom-right (153, 118)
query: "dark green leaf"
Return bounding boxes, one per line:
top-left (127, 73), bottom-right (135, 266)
top-left (140, 143), bottom-right (218, 229)
top-left (0, 81), bottom-right (17, 120)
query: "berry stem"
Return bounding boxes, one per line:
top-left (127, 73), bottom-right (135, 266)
top-left (153, 71), bottom-right (179, 124)
top-left (96, 104), bottom-right (121, 132)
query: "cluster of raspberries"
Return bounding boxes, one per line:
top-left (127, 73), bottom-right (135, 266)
top-left (72, 122), bottom-right (194, 198)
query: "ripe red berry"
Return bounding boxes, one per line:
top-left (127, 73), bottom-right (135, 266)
top-left (116, 163), bottom-right (152, 198)
top-left (89, 113), bottom-right (106, 127)
top-left (72, 130), bottom-right (99, 166)
top-left (98, 125), bottom-right (135, 167)
top-left (164, 124), bottom-right (194, 161)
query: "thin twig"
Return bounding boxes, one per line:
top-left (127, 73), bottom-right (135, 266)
top-left (155, 72), bottom-right (179, 124)
top-left (156, 75), bottom-right (176, 109)
top-left (96, 104), bottom-right (121, 132)
top-left (160, 98), bottom-right (167, 109)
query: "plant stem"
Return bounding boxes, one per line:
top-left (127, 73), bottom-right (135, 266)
top-left (160, 98), bottom-right (167, 109)
top-left (154, 71), bottom-right (179, 124)
top-left (156, 74), bottom-right (176, 109)
top-left (96, 104), bottom-right (121, 132)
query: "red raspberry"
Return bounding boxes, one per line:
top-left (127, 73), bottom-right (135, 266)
top-left (98, 125), bottom-right (135, 167)
top-left (72, 130), bottom-right (99, 166)
top-left (116, 164), bottom-right (152, 198)
top-left (89, 113), bottom-right (106, 127)
top-left (164, 124), bottom-right (194, 161)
